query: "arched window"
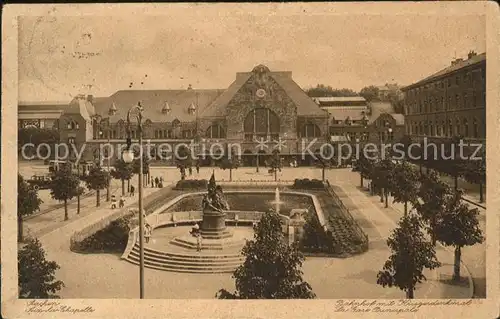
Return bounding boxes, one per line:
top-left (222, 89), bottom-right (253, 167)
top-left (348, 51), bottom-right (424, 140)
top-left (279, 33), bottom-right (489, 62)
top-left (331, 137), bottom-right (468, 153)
top-left (429, 121), bottom-right (434, 136)
top-left (448, 120), bottom-right (453, 137)
top-left (206, 125), bottom-right (226, 139)
top-left (301, 123), bottom-right (322, 138)
top-left (243, 108), bottom-right (280, 141)
top-left (67, 120), bottom-right (79, 130)
top-left (463, 119), bottom-right (469, 137)
top-left (455, 119), bottom-right (461, 136)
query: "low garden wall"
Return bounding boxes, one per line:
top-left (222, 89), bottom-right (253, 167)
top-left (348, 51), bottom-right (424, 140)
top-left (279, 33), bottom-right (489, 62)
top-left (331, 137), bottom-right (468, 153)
top-left (70, 185), bottom-right (176, 252)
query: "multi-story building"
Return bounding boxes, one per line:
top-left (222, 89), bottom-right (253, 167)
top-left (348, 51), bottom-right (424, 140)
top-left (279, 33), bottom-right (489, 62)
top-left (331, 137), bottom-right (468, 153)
top-left (19, 64), bottom-right (409, 167)
top-left (20, 65), bottom-right (335, 166)
top-left (314, 97), bottom-right (405, 144)
top-left (402, 51), bottom-right (486, 143)
top-left (376, 83), bottom-right (403, 101)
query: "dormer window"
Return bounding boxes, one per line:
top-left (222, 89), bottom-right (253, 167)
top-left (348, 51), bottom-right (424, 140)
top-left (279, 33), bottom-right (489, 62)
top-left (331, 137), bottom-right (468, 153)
top-left (188, 102), bottom-right (196, 115)
top-left (345, 116), bottom-right (352, 125)
top-left (67, 120), bottom-right (79, 130)
top-left (172, 119), bottom-right (181, 127)
top-left (162, 102), bottom-right (171, 114)
top-left (109, 102), bottom-right (117, 116)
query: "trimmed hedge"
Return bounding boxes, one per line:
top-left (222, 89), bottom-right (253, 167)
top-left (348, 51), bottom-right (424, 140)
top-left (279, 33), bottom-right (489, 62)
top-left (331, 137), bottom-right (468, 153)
top-left (174, 179), bottom-right (208, 190)
top-left (72, 215), bottom-right (133, 253)
top-left (292, 178), bottom-right (325, 190)
top-left (299, 213), bottom-right (341, 254)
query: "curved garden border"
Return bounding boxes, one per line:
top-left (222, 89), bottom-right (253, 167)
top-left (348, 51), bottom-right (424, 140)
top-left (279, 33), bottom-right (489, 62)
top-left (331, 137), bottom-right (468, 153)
top-left (121, 190), bottom-right (327, 260)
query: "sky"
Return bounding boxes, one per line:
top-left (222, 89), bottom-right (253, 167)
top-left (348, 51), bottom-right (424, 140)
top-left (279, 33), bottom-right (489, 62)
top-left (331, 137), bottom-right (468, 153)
top-left (18, 6), bottom-right (486, 102)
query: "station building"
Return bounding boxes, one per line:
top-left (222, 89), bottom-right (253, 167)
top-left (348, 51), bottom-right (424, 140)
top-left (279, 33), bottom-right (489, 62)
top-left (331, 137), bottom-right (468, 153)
top-left (19, 64), bottom-right (405, 166)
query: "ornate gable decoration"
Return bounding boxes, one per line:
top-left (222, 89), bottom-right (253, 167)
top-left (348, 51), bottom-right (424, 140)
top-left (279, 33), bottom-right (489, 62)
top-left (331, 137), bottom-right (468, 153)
top-left (109, 102), bottom-right (117, 116)
top-left (252, 64), bottom-right (270, 89)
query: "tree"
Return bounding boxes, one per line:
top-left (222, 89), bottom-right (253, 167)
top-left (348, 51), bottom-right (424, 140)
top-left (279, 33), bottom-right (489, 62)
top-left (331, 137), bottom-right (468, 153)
top-left (415, 170), bottom-right (451, 245)
top-left (359, 85), bottom-right (380, 102)
top-left (372, 158), bottom-right (395, 208)
top-left (219, 148), bottom-right (240, 182)
top-left (18, 174), bottom-right (43, 242)
top-left (175, 145), bottom-right (192, 180)
top-left (316, 156), bottom-right (334, 182)
top-left (461, 148), bottom-right (486, 203)
top-left (391, 161), bottom-right (420, 216)
top-left (305, 84), bottom-right (359, 98)
top-left (268, 151), bottom-right (283, 182)
top-left (84, 165), bottom-right (110, 207)
top-left (435, 190), bottom-right (484, 281)
top-left (18, 237), bottom-right (64, 298)
top-left (216, 211), bottom-right (316, 299)
top-left (49, 164), bottom-right (81, 220)
top-left (111, 159), bottom-right (134, 196)
top-left (18, 127), bottom-right (60, 158)
top-left (377, 214), bottom-right (441, 299)
top-left (352, 151), bottom-right (376, 189)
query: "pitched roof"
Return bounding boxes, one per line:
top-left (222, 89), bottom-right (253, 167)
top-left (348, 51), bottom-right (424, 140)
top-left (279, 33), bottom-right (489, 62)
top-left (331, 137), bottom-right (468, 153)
top-left (200, 69), bottom-right (328, 118)
top-left (18, 101), bottom-right (68, 112)
top-left (368, 101), bottom-right (405, 125)
top-left (313, 96), bottom-right (366, 103)
top-left (403, 52), bottom-right (486, 90)
top-left (199, 73), bottom-right (252, 117)
top-left (272, 73), bottom-right (327, 117)
top-left (93, 89), bottom-right (224, 122)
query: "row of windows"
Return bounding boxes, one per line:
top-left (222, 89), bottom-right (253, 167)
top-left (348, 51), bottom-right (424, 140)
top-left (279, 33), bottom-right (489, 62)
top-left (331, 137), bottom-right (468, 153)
top-left (19, 119), bottom-right (59, 129)
top-left (95, 129), bottom-right (195, 140)
top-left (408, 118), bottom-right (481, 138)
top-left (405, 68), bottom-right (485, 98)
top-left (407, 91), bottom-right (485, 114)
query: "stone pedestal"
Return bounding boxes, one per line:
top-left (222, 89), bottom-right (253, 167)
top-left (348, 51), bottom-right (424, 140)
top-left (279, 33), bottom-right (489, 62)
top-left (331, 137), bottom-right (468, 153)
top-left (200, 209), bottom-right (232, 239)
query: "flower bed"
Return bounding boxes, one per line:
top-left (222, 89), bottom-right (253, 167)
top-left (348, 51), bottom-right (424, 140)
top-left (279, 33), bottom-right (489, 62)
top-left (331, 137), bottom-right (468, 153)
top-left (174, 179), bottom-right (208, 190)
top-left (71, 215), bottom-right (133, 253)
top-left (292, 178), bottom-right (325, 190)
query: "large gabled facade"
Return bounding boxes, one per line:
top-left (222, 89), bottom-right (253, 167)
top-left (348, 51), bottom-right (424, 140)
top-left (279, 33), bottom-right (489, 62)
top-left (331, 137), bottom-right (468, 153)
top-left (21, 65), bottom-right (333, 166)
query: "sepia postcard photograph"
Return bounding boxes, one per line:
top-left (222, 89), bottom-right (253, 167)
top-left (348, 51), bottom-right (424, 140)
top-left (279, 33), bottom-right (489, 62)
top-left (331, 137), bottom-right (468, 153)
top-left (1, 2), bottom-right (499, 319)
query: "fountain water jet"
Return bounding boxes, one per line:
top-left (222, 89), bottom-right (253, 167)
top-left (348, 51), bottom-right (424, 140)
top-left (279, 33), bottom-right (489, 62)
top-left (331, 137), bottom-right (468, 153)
top-left (271, 187), bottom-right (284, 214)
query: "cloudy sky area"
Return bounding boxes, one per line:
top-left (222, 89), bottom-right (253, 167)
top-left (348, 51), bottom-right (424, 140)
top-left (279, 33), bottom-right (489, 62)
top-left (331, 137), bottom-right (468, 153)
top-left (18, 8), bottom-right (486, 102)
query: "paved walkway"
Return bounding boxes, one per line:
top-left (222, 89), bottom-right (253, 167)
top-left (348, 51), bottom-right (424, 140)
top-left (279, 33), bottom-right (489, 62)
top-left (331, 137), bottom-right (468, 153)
top-left (329, 168), bottom-right (485, 298)
top-left (28, 166), bottom-right (474, 299)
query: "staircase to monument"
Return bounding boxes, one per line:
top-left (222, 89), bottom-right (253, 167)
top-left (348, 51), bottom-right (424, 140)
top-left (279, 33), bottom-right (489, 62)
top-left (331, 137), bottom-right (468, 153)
top-left (124, 242), bottom-right (245, 273)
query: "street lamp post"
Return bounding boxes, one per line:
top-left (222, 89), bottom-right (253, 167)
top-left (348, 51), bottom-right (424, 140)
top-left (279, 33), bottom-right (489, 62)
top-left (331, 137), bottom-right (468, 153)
top-left (99, 131), bottom-right (112, 202)
top-left (122, 101), bottom-right (145, 299)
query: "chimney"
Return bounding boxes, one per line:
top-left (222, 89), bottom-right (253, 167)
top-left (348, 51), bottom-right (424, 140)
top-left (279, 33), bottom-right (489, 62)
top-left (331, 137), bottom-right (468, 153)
top-left (187, 84), bottom-right (193, 90)
top-left (451, 58), bottom-right (464, 66)
top-left (468, 50), bottom-right (477, 59)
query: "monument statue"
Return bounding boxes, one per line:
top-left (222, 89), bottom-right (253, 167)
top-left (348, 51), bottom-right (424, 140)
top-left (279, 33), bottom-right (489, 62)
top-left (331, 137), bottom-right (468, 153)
top-left (202, 174), bottom-right (230, 212)
top-left (199, 172), bottom-right (232, 239)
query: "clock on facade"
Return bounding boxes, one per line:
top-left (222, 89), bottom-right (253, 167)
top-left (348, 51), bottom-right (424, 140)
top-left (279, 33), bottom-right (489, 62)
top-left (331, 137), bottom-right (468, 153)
top-left (256, 89), bottom-right (266, 98)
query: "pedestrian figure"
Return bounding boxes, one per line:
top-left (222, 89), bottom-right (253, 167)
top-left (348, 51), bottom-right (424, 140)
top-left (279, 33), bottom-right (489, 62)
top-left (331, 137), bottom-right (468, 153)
top-left (130, 185), bottom-right (135, 196)
top-left (111, 195), bottom-right (117, 209)
top-left (150, 176), bottom-right (154, 187)
top-left (196, 233), bottom-right (202, 252)
top-left (196, 164), bottom-right (200, 174)
top-left (189, 166), bottom-right (193, 176)
top-left (155, 177), bottom-right (159, 188)
top-left (144, 224), bottom-right (152, 243)
top-left (119, 196), bottom-right (125, 208)
top-left (191, 223), bottom-right (200, 236)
